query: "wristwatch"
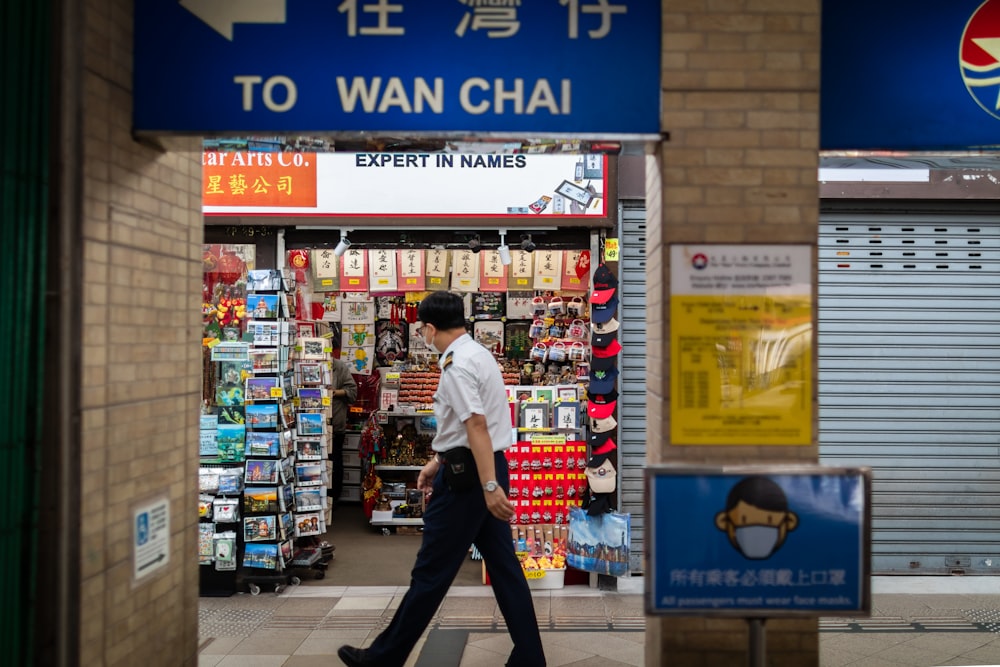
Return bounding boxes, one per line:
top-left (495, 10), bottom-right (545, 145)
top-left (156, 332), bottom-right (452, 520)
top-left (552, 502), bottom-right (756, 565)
top-left (483, 481), bottom-right (500, 493)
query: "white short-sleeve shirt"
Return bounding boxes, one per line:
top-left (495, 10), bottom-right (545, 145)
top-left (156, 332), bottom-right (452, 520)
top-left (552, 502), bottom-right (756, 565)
top-left (432, 334), bottom-right (511, 454)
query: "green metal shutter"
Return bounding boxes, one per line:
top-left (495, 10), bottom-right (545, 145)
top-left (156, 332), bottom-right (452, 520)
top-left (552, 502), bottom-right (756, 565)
top-left (0, 0), bottom-right (50, 662)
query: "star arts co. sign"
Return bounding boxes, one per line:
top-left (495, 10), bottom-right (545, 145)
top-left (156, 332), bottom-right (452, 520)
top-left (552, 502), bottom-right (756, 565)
top-left (822, 0), bottom-right (1000, 150)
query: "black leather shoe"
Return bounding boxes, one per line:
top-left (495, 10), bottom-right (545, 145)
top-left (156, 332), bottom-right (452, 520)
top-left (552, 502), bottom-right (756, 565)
top-left (337, 645), bottom-right (372, 667)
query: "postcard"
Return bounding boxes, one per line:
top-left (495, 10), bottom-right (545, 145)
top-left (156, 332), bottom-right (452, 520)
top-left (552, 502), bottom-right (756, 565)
top-left (246, 377), bottom-right (280, 401)
top-left (244, 515), bottom-right (277, 542)
top-left (280, 483), bottom-right (295, 512)
top-left (245, 431), bottom-right (281, 457)
top-left (244, 459), bottom-right (279, 485)
top-left (298, 388), bottom-right (324, 409)
top-left (295, 438), bottom-right (324, 460)
top-left (279, 512), bottom-right (295, 541)
top-left (217, 405), bottom-right (245, 426)
top-left (200, 414), bottom-right (218, 431)
top-left (246, 269), bottom-right (283, 291)
top-left (216, 424), bottom-right (246, 462)
top-left (295, 462), bottom-right (324, 487)
top-left (247, 320), bottom-right (280, 346)
top-left (214, 383), bottom-right (245, 407)
top-left (245, 404), bottom-right (279, 430)
top-left (243, 487), bottom-right (279, 514)
top-left (297, 362), bottom-right (324, 385)
top-left (296, 412), bottom-right (325, 436)
top-left (249, 349), bottom-right (279, 374)
top-left (294, 512), bottom-right (324, 537)
top-left (280, 539), bottom-right (294, 565)
top-left (299, 336), bottom-right (328, 359)
top-left (242, 542), bottom-right (280, 570)
top-left (218, 471), bottom-right (243, 495)
top-left (199, 430), bottom-right (218, 457)
top-left (293, 486), bottom-right (324, 511)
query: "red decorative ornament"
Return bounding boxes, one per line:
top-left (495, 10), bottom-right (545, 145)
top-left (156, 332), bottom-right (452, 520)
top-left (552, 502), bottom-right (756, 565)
top-left (574, 250), bottom-right (591, 279)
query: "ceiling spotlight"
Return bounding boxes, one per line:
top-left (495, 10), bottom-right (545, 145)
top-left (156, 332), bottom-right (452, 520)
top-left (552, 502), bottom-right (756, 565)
top-left (498, 229), bottom-right (512, 265)
top-left (468, 234), bottom-right (482, 253)
top-left (333, 235), bottom-right (351, 257)
top-left (520, 233), bottom-right (536, 253)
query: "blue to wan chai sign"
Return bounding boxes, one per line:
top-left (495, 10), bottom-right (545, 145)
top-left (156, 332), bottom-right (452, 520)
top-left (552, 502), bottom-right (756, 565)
top-left (134, 1), bottom-right (660, 137)
top-left (645, 465), bottom-right (871, 617)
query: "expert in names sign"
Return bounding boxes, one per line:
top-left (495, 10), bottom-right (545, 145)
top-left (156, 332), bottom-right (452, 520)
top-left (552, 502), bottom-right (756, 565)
top-left (645, 465), bottom-right (871, 617)
top-left (134, 1), bottom-right (660, 136)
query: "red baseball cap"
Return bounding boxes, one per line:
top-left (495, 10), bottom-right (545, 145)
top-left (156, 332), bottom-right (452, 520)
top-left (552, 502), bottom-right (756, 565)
top-left (590, 287), bottom-right (617, 305)
top-left (587, 399), bottom-right (617, 419)
top-left (591, 338), bottom-right (622, 358)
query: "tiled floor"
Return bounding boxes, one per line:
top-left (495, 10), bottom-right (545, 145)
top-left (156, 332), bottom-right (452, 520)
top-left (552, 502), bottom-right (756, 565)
top-left (200, 578), bottom-right (1000, 666)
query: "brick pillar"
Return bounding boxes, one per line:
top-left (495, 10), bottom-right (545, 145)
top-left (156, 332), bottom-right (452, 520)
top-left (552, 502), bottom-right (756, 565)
top-left (646, 2), bottom-right (821, 665)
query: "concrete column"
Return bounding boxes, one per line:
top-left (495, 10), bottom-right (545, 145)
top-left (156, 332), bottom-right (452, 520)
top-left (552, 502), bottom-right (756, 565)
top-left (646, 2), bottom-right (821, 664)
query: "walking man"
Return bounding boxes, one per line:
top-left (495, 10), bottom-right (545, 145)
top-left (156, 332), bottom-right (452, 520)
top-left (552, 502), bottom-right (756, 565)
top-left (338, 291), bottom-right (546, 667)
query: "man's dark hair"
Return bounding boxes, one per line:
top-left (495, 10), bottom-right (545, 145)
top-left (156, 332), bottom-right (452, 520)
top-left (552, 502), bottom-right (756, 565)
top-left (417, 292), bottom-right (467, 330)
top-left (725, 476), bottom-right (788, 512)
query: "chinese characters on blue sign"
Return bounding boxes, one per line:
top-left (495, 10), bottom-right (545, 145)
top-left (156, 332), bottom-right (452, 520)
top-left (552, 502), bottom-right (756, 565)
top-left (134, 1), bottom-right (660, 136)
top-left (646, 467), bottom-right (870, 616)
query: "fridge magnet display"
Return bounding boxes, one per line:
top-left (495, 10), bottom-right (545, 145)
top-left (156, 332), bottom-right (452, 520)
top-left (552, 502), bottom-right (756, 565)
top-left (295, 512), bottom-right (324, 537)
top-left (198, 524), bottom-right (214, 563)
top-left (294, 486), bottom-right (324, 511)
top-left (296, 412), bottom-right (325, 436)
top-left (473, 292), bottom-right (505, 320)
top-left (244, 516), bottom-right (277, 542)
top-left (298, 336), bottom-right (328, 359)
top-left (246, 376), bottom-right (280, 401)
top-left (248, 293), bottom-right (280, 319)
top-left (243, 487), bottom-right (279, 513)
top-left (216, 423), bottom-right (246, 462)
top-left (243, 542), bottom-right (280, 570)
top-left (245, 459), bottom-right (280, 485)
top-left (246, 432), bottom-right (281, 457)
top-left (295, 462), bottom-right (325, 486)
top-left (246, 404), bottom-right (279, 429)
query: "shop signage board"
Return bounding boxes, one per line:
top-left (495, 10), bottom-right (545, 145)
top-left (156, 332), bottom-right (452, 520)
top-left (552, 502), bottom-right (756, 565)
top-left (202, 151), bottom-right (608, 217)
top-left (134, 1), bottom-right (660, 136)
top-left (669, 245), bottom-right (812, 446)
top-left (822, 0), bottom-right (1000, 150)
top-left (645, 465), bottom-right (871, 617)
top-left (133, 497), bottom-right (171, 581)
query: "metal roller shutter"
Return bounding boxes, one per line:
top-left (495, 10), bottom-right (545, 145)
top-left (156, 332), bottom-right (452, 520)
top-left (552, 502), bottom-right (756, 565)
top-left (818, 213), bottom-right (1000, 574)
top-left (619, 200), bottom-right (648, 573)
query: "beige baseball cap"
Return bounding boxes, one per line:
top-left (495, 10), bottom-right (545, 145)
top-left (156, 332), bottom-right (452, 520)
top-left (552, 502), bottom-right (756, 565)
top-left (584, 458), bottom-right (617, 494)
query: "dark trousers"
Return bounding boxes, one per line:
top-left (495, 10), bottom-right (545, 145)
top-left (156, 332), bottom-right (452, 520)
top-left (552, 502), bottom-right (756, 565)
top-left (363, 451), bottom-right (546, 667)
top-left (329, 431), bottom-right (346, 505)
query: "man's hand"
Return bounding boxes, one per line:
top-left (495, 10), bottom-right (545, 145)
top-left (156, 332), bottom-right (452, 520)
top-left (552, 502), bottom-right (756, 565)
top-left (484, 487), bottom-right (515, 522)
top-left (417, 457), bottom-right (440, 493)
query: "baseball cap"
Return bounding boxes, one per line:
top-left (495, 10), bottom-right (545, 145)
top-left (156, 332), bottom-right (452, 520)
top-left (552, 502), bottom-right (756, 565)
top-left (588, 388), bottom-right (619, 404)
top-left (588, 430), bottom-right (614, 450)
top-left (591, 338), bottom-right (622, 358)
top-left (592, 317), bottom-right (619, 335)
top-left (590, 287), bottom-right (617, 305)
top-left (591, 327), bottom-right (618, 348)
top-left (593, 264), bottom-right (618, 290)
top-left (590, 294), bottom-right (619, 323)
top-left (590, 414), bottom-right (618, 433)
top-left (587, 398), bottom-right (617, 419)
top-left (590, 354), bottom-right (617, 372)
top-left (590, 437), bottom-right (618, 456)
top-left (589, 366), bottom-right (619, 393)
top-left (585, 458), bottom-right (617, 493)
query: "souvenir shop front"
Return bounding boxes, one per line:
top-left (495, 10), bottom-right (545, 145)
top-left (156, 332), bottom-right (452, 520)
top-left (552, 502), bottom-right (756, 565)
top-left (198, 143), bottom-right (629, 592)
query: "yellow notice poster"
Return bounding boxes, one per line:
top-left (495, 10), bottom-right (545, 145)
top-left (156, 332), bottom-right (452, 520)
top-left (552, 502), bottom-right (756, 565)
top-left (670, 245), bottom-right (812, 445)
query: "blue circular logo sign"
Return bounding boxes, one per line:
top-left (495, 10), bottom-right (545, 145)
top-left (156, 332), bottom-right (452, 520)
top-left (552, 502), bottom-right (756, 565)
top-left (960, 0), bottom-right (1000, 120)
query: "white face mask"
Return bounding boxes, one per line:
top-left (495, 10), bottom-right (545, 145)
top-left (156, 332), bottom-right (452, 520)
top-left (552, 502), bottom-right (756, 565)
top-left (424, 326), bottom-right (441, 355)
top-left (735, 525), bottom-right (780, 559)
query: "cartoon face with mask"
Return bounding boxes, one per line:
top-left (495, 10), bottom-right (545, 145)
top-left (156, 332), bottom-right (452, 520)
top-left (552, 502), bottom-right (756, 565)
top-left (715, 476), bottom-right (798, 560)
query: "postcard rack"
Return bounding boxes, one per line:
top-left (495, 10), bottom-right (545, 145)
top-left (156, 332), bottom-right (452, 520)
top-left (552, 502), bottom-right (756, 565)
top-left (200, 268), bottom-right (327, 595)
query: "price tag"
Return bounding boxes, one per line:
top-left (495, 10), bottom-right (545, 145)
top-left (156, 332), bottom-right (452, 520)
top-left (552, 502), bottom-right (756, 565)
top-left (603, 238), bottom-right (620, 262)
top-left (321, 279), bottom-right (334, 287)
top-left (205, 338), bottom-right (221, 348)
top-left (523, 569), bottom-right (547, 580)
top-left (321, 397), bottom-right (332, 406)
top-left (269, 387), bottom-right (283, 398)
top-left (386, 372), bottom-right (401, 381)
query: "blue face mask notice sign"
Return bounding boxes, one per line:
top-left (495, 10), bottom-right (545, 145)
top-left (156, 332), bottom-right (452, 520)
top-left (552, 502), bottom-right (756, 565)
top-left (133, 1), bottom-right (660, 137)
top-left (645, 466), bottom-right (871, 617)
